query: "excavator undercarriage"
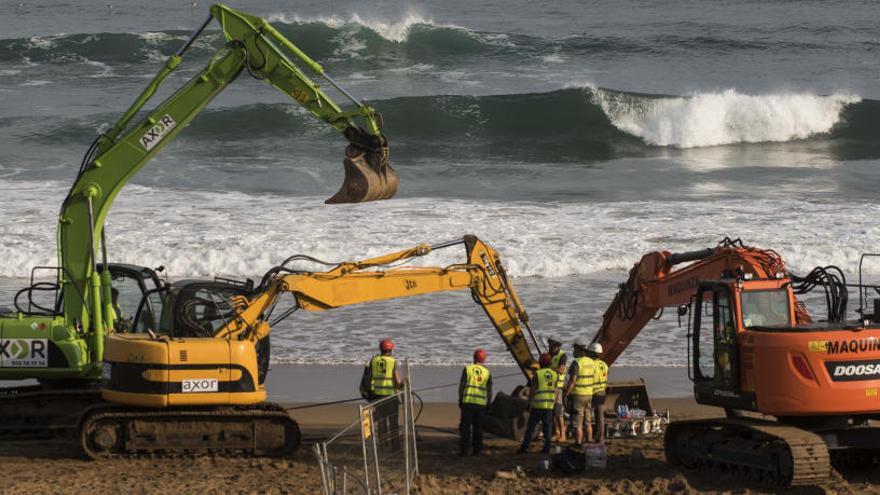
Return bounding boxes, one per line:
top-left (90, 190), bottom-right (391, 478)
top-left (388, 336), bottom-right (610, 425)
top-left (665, 418), bottom-right (831, 486)
top-left (80, 403), bottom-right (300, 459)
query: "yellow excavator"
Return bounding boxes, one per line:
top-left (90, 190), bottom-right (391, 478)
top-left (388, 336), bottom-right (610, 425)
top-left (87, 235), bottom-right (544, 457)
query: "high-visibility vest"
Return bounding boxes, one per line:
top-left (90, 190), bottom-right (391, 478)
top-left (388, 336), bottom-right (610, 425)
top-left (550, 351), bottom-right (567, 389)
top-left (573, 356), bottom-right (595, 396)
top-left (593, 359), bottom-right (609, 395)
top-left (530, 368), bottom-right (558, 410)
top-left (369, 355), bottom-right (396, 396)
top-left (462, 364), bottom-right (491, 406)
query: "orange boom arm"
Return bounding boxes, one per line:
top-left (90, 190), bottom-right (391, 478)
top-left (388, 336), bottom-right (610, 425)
top-left (594, 239), bottom-right (811, 365)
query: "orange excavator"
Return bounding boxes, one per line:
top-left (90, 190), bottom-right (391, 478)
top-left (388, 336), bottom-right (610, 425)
top-left (592, 237), bottom-right (880, 486)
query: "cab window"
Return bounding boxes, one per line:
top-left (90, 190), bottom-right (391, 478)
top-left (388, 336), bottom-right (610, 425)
top-left (741, 289), bottom-right (790, 328)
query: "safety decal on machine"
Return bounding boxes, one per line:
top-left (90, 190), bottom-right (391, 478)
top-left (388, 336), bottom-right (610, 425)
top-left (181, 378), bottom-right (219, 393)
top-left (807, 340), bottom-right (828, 352)
top-left (0, 338), bottom-right (48, 367)
top-left (139, 114), bottom-right (177, 151)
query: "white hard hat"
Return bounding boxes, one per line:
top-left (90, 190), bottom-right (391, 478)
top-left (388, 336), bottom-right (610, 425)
top-left (547, 336), bottom-right (562, 346)
top-left (588, 342), bottom-right (603, 354)
top-left (573, 338), bottom-right (588, 349)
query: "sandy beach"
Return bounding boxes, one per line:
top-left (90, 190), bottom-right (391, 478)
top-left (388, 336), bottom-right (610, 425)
top-left (0, 365), bottom-right (874, 494)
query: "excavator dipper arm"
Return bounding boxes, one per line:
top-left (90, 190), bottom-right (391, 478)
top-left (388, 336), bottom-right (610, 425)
top-left (216, 235), bottom-right (540, 378)
top-left (593, 239), bottom-right (808, 365)
top-left (58, 4), bottom-right (397, 369)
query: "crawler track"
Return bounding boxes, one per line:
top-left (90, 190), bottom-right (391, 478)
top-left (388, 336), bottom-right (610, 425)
top-left (0, 385), bottom-right (101, 439)
top-left (80, 402), bottom-right (301, 459)
top-left (665, 418), bottom-right (830, 487)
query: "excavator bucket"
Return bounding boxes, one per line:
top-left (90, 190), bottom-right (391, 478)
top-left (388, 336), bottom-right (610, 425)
top-left (482, 380), bottom-right (653, 440)
top-left (325, 145), bottom-right (399, 204)
top-left (604, 379), bottom-right (653, 415)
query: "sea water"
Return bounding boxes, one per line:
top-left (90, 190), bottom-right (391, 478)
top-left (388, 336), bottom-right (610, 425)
top-left (1, 0), bottom-right (878, 368)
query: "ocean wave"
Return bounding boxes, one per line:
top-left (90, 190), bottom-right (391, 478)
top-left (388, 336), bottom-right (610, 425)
top-left (267, 12), bottom-right (464, 44)
top-left (1, 179), bottom-right (880, 280)
top-left (2, 21), bottom-right (845, 71)
top-left (590, 88), bottom-right (860, 148)
top-left (11, 86), bottom-right (877, 162)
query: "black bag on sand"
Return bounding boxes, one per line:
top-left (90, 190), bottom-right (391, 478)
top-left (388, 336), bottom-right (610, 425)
top-left (551, 446), bottom-right (586, 474)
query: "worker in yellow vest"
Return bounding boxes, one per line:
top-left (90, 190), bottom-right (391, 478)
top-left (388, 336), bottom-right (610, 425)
top-left (517, 353), bottom-right (558, 454)
top-left (458, 349), bottom-right (492, 456)
top-left (547, 336), bottom-right (567, 443)
top-left (587, 342), bottom-right (609, 443)
top-left (360, 339), bottom-right (403, 448)
top-left (564, 339), bottom-right (595, 445)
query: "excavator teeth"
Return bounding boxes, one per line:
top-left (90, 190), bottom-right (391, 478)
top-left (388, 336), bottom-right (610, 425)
top-left (325, 146), bottom-right (399, 204)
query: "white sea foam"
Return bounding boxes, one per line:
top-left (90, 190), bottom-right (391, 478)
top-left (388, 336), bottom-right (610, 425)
top-left (591, 88), bottom-right (860, 148)
top-left (1, 180), bottom-right (874, 368)
top-left (83, 59), bottom-right (113, 78)
top-left (267, 11), bottom-right (468, 43)
top-left (24, 35), bottom-right (57, 50)
top-left (0, 179), bottom-right (879, 280)
top-left (542, 54), bottom-right (565, 63)
top-left (18, 80), bottom-right (51, 86)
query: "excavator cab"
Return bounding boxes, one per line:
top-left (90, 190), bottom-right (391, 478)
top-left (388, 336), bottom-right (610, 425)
top-left (131, 279), bottom-right (253, 338)
top-left (100, 264), bottom-right (164, 332)
top-left (690, 276), bottom-right (801, 412)
top-left (127, 277), bottom-right (272, 381)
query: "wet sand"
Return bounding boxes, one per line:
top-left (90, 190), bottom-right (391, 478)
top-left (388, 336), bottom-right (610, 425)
top-left (265, 364), bottom-right (694, 403)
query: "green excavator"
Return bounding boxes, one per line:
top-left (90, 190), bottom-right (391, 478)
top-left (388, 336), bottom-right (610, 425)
top-left (0, 4), bottom-right (397, 441)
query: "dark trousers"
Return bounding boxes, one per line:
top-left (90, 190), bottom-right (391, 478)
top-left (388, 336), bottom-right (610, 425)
top-left (369, 395), bottom-right (400, 450)
top-left (459, 404), bottom-right (485, 455)
top-left (520, 408), bottom-right (553, 453)
top-left (593, 394), bottom-right (606, 443)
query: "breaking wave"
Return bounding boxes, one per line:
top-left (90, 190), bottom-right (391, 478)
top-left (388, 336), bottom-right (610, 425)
top-left (591, 88), bottom-right (861, 148)
top-left (266, 12), bottom-right (469, 44)
top-left (13, 87), bottom-right (875, 161)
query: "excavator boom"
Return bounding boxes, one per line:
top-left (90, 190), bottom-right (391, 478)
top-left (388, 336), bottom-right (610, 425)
top-left (56, 3), bottom-right (398, 378)
top-left (217, 235), bottom-right (540, 378)
top-left (593, 239), bottom-right (801, 365)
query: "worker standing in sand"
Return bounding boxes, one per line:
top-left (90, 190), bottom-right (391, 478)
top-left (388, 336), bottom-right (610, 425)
top-left (564, 339), bottom-right (595, 445)
top-left (517, 353), bottom-right (558, 454)
top-left (360, 339), bottom-right (403, 448)
top-left (547, 336), bottom-right (568, 443)
top-left (588, 342), bottom-right (608, 443)
top-left (458, 348), bottom-right (492, 456)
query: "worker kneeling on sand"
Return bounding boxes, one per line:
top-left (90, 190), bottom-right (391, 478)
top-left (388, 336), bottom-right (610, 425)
top-left (587, 342), bottom-right (608, 443)
top-left (360, 339), bottom-right (403, 448)
top-left (517, 353), bottom-right (558, 454)
top-left (564, 339), bottom-right (595, 445)
top-left (459, 348), bottom-right (492, 456)
top-left (547, 336), bottom-right (568, 443)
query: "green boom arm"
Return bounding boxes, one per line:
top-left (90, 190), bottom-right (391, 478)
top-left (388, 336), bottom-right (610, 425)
top-left (57, 4), bottom-right (387, 367)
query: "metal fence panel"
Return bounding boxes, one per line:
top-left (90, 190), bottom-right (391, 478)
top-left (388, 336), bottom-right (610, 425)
top-left (316, 361), bottom-right (418, 495)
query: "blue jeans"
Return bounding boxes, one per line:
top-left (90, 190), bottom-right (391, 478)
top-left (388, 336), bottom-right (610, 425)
top-left (519, 408), bottom-right (553, 453)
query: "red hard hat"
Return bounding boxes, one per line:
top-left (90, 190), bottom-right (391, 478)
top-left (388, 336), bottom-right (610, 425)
top-left (539, 352), bottom-right (552, 367)
top-left (379, 339), bottom-right (395, 351)
top-left (473, 349), bottom-right (487, 363)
